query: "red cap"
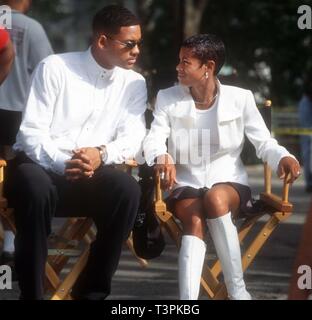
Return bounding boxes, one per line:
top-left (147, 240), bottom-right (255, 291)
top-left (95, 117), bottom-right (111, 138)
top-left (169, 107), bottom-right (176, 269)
top-left (0, 27), bottom-right (10, 51)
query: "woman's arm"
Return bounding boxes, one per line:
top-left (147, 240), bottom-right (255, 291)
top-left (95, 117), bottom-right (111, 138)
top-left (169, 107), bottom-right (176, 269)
top-left (243, 90), bottom-right (300, 182)
top-left (143, 90), bottom-right (172, 166)
top-left (143, 91), bottom-right (177, 189)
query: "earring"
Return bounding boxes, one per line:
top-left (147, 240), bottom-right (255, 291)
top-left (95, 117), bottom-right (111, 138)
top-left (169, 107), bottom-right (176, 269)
top-left (205, 72), bottom-right (209, 79)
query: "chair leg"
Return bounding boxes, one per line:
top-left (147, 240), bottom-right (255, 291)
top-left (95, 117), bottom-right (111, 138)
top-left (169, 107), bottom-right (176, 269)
top-left (126, 232), bottom-right (148, 268)
top-left (50, 248), bottom-right (89, 300)
top-left (48, 218), bottom-right (93, 275)
top-left (45, 261), bottom-right (62, 291)
top-left (241, 212), bottom-right (291, 272)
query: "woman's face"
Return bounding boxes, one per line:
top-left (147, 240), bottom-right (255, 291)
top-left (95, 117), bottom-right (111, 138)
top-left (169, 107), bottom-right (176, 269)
top-left (176, 47), bottom-right (207, 87)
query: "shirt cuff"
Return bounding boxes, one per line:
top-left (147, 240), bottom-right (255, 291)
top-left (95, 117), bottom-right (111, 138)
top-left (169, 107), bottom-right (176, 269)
top-left (50, 152), bottom-right (72, 175)
top-left (271, 150), bottom-right (297, 173)
top-left (104, 143), bottom-right (118, 165)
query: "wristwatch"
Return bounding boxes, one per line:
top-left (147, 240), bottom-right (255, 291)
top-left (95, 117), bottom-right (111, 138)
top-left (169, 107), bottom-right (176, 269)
top-left (96, 145), bottom-right (108, 164)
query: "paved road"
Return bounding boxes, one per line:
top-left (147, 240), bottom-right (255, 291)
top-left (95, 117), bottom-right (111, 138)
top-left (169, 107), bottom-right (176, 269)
top-left (0, 165), bottom-right (310, 300)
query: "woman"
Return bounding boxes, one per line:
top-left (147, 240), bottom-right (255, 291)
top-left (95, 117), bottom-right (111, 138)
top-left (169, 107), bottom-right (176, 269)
top-left (143, 34), bottom-right (301, 300)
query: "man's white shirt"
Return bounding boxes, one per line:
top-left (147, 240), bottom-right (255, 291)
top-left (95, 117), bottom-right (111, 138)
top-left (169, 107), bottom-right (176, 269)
top-left (14, 48), bottom-right (147, 175)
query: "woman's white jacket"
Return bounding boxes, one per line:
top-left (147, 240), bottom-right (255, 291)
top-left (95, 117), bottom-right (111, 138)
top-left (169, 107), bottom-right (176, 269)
top-left (143, 82), bottom-right (293, 189)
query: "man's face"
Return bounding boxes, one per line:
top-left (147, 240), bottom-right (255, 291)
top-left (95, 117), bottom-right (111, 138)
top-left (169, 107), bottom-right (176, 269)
top-left (98, 25), bottom-right (142, 70)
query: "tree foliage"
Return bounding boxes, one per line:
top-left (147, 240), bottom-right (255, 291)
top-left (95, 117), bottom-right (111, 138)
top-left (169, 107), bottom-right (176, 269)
top-left (28, 0), bottom-right (312, 105)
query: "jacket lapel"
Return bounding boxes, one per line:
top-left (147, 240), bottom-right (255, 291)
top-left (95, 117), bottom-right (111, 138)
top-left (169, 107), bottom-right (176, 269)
top-left (217, 82), bottom-right (242, 123)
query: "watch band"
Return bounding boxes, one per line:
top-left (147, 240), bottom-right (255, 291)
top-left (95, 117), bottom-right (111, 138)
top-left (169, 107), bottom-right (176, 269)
top-left (96, 145), bottom-right (107, 164)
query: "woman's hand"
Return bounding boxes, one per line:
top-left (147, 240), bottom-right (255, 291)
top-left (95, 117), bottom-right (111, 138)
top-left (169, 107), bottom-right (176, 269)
top-left (277, 156), bottom-right (301, 184)
top-left (154, 154), bottom-right (177, 191)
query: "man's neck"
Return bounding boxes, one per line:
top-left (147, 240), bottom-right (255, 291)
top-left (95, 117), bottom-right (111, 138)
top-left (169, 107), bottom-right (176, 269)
top-left (90, 46), bottom-right (114, 70)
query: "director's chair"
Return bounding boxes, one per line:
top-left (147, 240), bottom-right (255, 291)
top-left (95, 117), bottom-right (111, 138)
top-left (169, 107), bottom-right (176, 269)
top-left (153, 100), bottom-right (293, 300)
top-left (0, 159), bottom-right (147, 300)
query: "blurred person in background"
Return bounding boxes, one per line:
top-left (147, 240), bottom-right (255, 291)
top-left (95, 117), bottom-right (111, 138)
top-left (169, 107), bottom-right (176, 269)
top-left (298, 72), bottom-right (312, 193)
top-left (0, 0), bottom-right (53, 269)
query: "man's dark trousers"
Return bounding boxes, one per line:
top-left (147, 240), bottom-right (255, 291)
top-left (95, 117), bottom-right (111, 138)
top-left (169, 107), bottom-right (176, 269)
top-left (9, 155), bottom-right (141, 300)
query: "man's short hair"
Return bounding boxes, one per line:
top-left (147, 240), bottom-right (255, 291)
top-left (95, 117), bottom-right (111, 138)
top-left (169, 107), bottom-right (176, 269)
top-left (182, 34), bottom-right (226, 75)
top-left (92, 5), bottom-right (140, 35)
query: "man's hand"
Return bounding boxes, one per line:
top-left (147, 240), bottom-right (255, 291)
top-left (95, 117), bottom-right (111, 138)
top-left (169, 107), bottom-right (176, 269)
top-left (155, 154), bottom-right (177, 191)
top-left (73, 148), bottom-right (102, 171)
top-left (277, 156), bottom-right (301, 184)
top-left (65, 147), bottom-right (102, 181)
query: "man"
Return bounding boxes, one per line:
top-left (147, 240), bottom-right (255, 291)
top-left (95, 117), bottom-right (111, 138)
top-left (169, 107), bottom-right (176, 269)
top-left (10, 5), bottom-right (147, 299)
top-left (0, 0), bottom-right (53, 265)
top-left (0, 27), bottom-right (14, 84)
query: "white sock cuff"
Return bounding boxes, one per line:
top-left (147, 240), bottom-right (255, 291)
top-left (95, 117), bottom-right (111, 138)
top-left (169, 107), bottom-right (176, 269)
top-left (206, 211), bottom-right (234, 226)
top-left (181, 235), bottom-right (206, 251)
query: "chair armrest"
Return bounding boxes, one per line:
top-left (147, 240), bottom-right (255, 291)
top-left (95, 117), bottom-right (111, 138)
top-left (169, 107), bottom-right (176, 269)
top-left (260, 192), bottom-right (293, 212)
top-left (0, 158), bottom-right (7, 208)
top-left (0, 158), bottom-right (7, 168)
top-left (260, 173), bottom-right (293, 213)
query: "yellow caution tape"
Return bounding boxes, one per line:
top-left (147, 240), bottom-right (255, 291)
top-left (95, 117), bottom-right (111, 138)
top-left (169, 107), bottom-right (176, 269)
top-left (273, 128), bottom-right (312, 136)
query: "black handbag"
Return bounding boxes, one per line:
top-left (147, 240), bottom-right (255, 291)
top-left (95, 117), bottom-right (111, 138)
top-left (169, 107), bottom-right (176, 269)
top-left (132, 164), bottom-right (166, 259)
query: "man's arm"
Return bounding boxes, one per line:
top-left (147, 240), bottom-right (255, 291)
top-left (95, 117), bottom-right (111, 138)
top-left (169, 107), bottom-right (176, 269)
top-left (0, 29), bottom-right (14, 85)
top-left (16, 58), bottom-right (71, 175)
top-left (67, 78), bottom-right (147, 180)
top-left (104, 78), bottom-right (147, 164)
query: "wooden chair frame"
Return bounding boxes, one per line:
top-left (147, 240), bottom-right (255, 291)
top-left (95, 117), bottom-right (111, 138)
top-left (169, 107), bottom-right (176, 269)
top-left (0, 159), bottom-right (147, 300)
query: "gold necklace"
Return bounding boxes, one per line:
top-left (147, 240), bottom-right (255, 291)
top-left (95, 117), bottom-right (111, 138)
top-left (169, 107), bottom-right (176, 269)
top-left (193, 92), bottom-right (218, 105)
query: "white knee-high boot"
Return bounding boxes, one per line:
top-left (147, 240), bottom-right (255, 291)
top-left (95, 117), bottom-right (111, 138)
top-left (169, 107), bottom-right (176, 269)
top-left (207, 212), bottom-right (251, 300)
top-left (178, 235), bottom-right (206, 300)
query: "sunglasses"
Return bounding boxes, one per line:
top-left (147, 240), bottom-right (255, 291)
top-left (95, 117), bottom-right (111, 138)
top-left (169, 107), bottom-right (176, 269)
top-left (106, 35), bottom-right (143, 49)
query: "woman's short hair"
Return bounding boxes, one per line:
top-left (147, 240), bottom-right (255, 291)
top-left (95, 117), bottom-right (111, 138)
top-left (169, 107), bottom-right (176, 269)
top-left (182, 34), bottom-right (226, 75)
top-left (92, 5), bottom-right (140, 35)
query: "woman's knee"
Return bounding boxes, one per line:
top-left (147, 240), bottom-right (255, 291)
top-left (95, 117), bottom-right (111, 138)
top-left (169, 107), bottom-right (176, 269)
top-left (175, 202), bottom-right (206, 238)
top-left (204, 189), bottom-right (230, 218)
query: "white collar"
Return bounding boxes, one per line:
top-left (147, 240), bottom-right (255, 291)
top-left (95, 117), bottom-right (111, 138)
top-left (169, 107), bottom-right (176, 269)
top-left (85, 47), bottom-right (117, 81)
top-left (177, 79), bottom-right (241, 122)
